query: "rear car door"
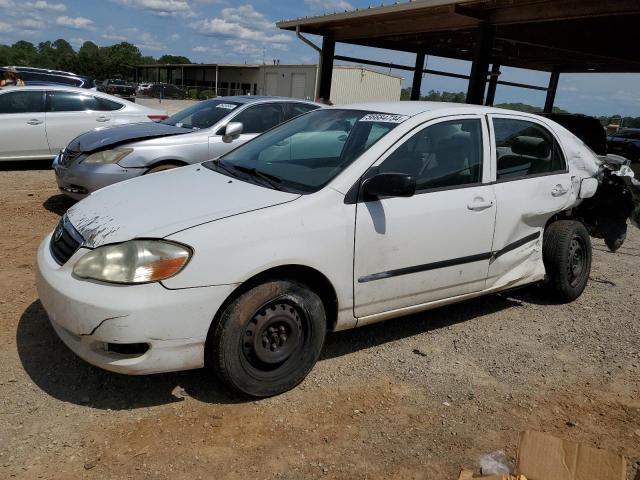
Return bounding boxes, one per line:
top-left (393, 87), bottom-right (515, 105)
top-left (353, 116), bottom-right (496, 318)
top-left (487, 115), bottom-right (574, 289)
top-left (45, 91), bottom-right (114, 153)
top-left (0, 90), bottom-right (49, 160)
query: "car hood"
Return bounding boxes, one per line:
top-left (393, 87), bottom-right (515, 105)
top-left (65, 164), bottom-right (300, 248)
top-left (67, 122), bottom-right (190, 154)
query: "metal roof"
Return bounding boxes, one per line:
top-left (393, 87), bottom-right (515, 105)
top-left (277, 0), bottom-right (640, 73)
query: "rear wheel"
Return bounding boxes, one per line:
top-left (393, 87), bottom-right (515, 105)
top-left (208, 279), bottom-right (327, 397)
top-left (543, 220), bottom-right (592, 302)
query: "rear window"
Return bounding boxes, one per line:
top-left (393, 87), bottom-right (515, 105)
top-left (48, 91), bottom-right (101, 112)
top-left (163, 100), bottom-right (242, 130)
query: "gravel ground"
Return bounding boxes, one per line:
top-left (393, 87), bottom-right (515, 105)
top-left (1, 162), bottom-right (639, 480)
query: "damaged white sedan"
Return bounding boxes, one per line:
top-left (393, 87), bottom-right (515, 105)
top-left (36, 103), bottom-right (639, 397)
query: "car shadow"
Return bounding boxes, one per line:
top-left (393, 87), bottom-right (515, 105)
top-left (43, 194), bottom-right (76, 216)
top-left (19, 291), bottom-right (527, 409)
top-left (17, 300), bottom-right (243, 410)
top-left (322, 292), bottom-right (526, 360)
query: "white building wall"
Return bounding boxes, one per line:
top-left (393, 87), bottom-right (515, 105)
top-left (330, 66), bottom-right (402, 105)
top-left (257, 65), bottom-right (317, 99)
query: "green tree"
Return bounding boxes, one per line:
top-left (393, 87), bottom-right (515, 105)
top-left (9, 40), bottom-right (38, 66)
top-left (157, 54), bottom-right (191, 64)
top-left (52, 39), bottom-right (76, 72)
top-left (78, 41), bottom-right (102, 78)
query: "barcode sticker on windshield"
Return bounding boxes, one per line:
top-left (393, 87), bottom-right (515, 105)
top-left (216, 103), bottom-right (237, 110)
top-left (359, 113), bottom-right (408, 123)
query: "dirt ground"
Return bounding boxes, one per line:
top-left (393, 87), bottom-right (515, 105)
top-left (1, 162), bottom-right (639, 480)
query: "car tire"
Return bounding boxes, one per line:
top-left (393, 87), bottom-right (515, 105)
top-left (208, 279), bottom-right (327, 397)
top-left (145, 163), bottom-right (181, 174)
top-left (543, 220), bottom-right (592, 302)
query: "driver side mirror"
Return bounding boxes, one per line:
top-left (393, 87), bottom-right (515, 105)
top-left (222, 122), bottom-right (243, 143)
top-left (363, 172), bottom-right (416, 199)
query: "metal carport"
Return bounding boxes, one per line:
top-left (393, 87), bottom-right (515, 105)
top-left (277, 0), bottom-right (640, 111)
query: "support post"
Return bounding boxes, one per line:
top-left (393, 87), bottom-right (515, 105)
top-left (484, 63), bottom-right (500, 106)
top-left (411, 52), bottom-right (425, 100)
top-left (466, 22), bottom-right (495, 105)
top-left (544, 69), bottom-right (560, 113)
top-left (317, 37), bottom-right (335, 102)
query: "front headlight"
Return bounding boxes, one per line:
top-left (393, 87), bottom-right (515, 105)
top-left (73, 240), bottom-right (191, 284)
top-left (83, 148), bottom-right (133, 164)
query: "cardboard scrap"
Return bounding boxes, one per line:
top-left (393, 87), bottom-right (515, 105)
top-left (458, 471), bottom-right (527, 480)
top-left (458, 430), bottom-right (626, 480)
top-left (517, 431), bottom-right (626, 480)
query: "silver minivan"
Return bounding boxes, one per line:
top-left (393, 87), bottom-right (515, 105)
top-left (53, 96), bottom-right (321, 199)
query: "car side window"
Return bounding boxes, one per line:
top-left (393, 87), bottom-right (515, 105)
top-left (379, 119), bottom-right (483, 192)
top-left (0, 91), bottom-right (43, 114)
top-left (284, 103), bottom-right (319, 120)
top-left (95, 97), bottom-right (123, 111)
top-left (48, 91), bottom-right (101, 112)
top-left (233, 103), bottom-right (284, 134)
top-left (493, 118), bottom-right (566, 180)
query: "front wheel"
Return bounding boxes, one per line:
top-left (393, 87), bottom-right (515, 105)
top-left (543, 220), bottom-right (592, 302)
top-left (207, 279), bottom-right (327, 397)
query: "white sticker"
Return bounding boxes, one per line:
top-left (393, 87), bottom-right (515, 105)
top-left (216, 103), bottom-right (237, 110)
top-left (359, 113), bottom-right (408, 123)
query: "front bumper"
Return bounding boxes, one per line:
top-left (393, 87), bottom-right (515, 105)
top-left (36, 233), bottom-right (237, 375)
top-left (52, 152), bottom-right (145, 200)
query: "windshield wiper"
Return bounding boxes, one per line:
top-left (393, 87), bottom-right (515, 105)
top-left (210, 158), bottom-right (237, 176)
top-left (231, 165), bottom-right (284, 190)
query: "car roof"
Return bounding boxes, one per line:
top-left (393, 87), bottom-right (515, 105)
top-left (326, 101), bottom-right (531, 118)
top-left (0, 85), bottom-right (99, 94)
top-left (205, 95), bottom-right (321, 106)
top-left (2, 66), bottom-right (89, 78)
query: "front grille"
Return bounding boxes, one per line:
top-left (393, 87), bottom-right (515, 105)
top-left (59, 149), bottom-right (82, 167)
top-left (50, 216), bottom-right (84, 265)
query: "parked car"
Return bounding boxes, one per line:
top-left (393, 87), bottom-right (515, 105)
top-left (144, 83), bottom-right (188, 100)
top-left (607, 128), bottom-right (640, 163)
top-left (98, 79), bottom-right (137, 102)
top-left (136, 83), bottom-right (152, 95)
top-left (0, 86), bottom-right (167, 162)
top-left (540, 113), bottom-right (607, 155)
top-left (1, 66), bottom-right (96, 89)
top-left (36, 103), bottom-right (639, 397)
top-left (53, 96), bottom-right (321, 199)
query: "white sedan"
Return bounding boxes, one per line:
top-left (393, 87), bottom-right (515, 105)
top-left (0, 85), bottom-right (167, 161)
top-left (36, 102), bottom-right (639, 397)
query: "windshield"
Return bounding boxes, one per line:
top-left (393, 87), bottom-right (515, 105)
top-left (163, 100), bottom-right (242, 130)
top-left (204, 109), bottom-right (405, 193)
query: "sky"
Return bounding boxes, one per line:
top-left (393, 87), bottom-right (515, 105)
top-left (1, 0), bottom-right (639, 117)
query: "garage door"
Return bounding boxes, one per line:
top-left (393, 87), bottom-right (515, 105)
top-left (291, 73), bottom-right (306, 99)
top-left (265, 73), bottom-right (278, 96)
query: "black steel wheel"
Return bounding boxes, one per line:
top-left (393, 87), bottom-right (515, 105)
top-left (543, 220), bottom-right (592, 302)
top-left (207, 279), bottom-right (327, 397)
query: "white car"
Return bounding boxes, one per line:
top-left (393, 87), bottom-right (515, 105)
top-left (0, 86), bottom-right (167, 161)
top-left (36, 102), bottom-right (639, 397)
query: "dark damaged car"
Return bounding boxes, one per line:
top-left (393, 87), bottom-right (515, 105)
top-left (53, 96), bottom-right (321, 199)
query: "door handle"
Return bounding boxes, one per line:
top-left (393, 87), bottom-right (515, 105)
top-left (551, 185), bottom-right (569, 197)
top-left (467, 200), bottom-right (494, 211)
top-left (96, 116), bottom-right (110, 122)
top-left (27, 119), bottom-right (43, 125)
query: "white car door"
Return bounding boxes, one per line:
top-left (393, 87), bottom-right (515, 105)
top-left (486, 115), bottom-right (574, 289)
top-left (0, 90), bottom-right (49, 160)
top-left (45, 91), bottom-right (114, 153)
top-left (353, 116), bottom-right (496, 318)
top-left (211, 103), bottom-right (286, 157)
